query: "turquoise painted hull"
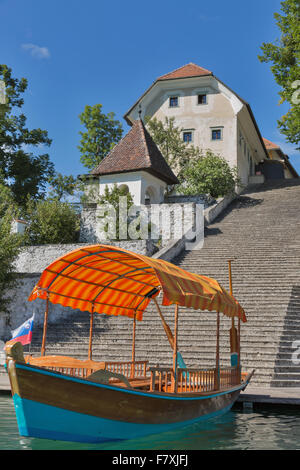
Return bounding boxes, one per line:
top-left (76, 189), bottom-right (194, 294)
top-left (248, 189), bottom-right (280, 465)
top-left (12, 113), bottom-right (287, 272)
top-left (7, 362), bottom-right (251, 444)
top-left (13, 393), bottom-right (234, 443)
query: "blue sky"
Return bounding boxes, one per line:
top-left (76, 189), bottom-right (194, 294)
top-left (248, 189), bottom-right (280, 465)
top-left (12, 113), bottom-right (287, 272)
top-left (1, 0), bottom-right (299, 179)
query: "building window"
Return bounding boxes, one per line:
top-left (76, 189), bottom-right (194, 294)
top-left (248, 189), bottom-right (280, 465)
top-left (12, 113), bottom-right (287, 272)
top-left (183, 131), bottom-right (193, 143)
top-left (198, 94), bottom-right (207, 105)
top-left (211, 128), bottom-right (222, 140)
top-left (169, 96), bottom-right (179, 107)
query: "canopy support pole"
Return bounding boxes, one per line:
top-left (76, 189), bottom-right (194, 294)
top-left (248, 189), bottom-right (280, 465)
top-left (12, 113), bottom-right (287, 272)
top-left (228, 260), bottom-right (239, 368)
top-left (173, 304), bottom-right (179, 392)
top-left (153, 298), bottom-right (174, 349)
top-left (41, 296), bottom-right (49, 357)
top-left (88, 304), bottom-right (95, 361)
top-left (215, 311), bottom-right (220, 390)
top-left (131, 313), bottom-right (137, 378)
top-left (238, 318), bottom-right (241, 383)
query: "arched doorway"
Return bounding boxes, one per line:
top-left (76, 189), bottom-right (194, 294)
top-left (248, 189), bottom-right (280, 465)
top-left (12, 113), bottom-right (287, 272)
top-left (144, 186), bottom-right (157, 205)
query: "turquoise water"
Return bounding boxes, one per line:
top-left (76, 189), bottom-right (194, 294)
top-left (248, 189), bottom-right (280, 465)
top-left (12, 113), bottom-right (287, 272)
top-left (0, 395), bottom-right (299, 450)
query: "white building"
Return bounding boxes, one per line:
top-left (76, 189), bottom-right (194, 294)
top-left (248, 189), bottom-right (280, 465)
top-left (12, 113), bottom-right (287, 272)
top-left (86, 119), bottom-right (179, 205)
top-left (124, 62), bottom-right (297, 187)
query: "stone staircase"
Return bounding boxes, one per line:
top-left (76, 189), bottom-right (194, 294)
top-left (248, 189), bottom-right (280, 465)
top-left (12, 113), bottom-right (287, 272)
top-left (28, 178), bottom-right (300, 387)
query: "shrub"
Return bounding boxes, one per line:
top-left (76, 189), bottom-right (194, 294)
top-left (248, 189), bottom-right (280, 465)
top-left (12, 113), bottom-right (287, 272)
top-left (24, 199), bottom-right (80, 245)
top-left (0, 183), bottom-right (22, 315)
top-left (179, 151), bottom-right (240, 198)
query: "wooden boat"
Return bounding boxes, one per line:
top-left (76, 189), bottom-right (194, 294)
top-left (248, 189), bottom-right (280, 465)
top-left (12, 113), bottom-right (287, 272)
top-left (5, 244), bottom-right (254, 443)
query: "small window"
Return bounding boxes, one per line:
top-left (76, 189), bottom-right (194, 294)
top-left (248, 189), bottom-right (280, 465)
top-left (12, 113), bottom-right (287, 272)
top-left (239, 131), bottom-right (242, 146)
top-left (169, 96), bottom-right (179, 107)
top-left (198, 94), bottom-right (207, 105)
top-left (183, 131), bottom-right (193, 143)
top-left (211, 129), bottom-right (222, 140)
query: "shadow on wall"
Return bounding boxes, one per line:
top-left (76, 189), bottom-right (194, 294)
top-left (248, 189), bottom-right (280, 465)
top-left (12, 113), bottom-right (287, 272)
top-left (270, 285), bottom-right (300, 388)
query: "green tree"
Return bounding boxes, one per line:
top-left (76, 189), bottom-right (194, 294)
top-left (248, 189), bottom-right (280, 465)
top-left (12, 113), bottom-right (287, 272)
top-left (0, 65), bottom-right (54, 206)
top-left (47, 172), bottom-right (81, 201)
top-left (78, 104), bottom-right (123, 170)
top-left (97, 184), bottom-right (134, 240)
top-left (258, 0), bottom-right (300, 147)
top-left (0, 183), bottom-right (22, 315)
top-left (179, 151), bottom-right (240, 199)
top-left (24, 199), bottom-right (80, 245)
top-left (145, 116), bottom-right (199, 181)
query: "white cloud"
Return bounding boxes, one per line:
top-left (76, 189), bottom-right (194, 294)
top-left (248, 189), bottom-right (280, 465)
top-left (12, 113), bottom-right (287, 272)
top-left (21, 43), bottom-right (50, 59)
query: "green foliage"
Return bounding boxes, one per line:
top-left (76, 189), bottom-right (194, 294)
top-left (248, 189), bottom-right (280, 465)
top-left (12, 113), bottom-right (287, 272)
top-left (78, 104), bottom-right (123, 170)
top-left (97, 184), bottom-right (134, 240)
top-left (258, 0), bottom-right (300, 147)
top-left (24, 199), bottom-right (80, 245)
top-left (0, 65), bottom-right (54, 206)
top-left (145, 116), bottom-right (198, 181)
top-left (0, 183), bottom-right (22, 315)
top-left (47, 172), bottom-right (81, 201)
top-left (179, 151), bottom-right (239, 199)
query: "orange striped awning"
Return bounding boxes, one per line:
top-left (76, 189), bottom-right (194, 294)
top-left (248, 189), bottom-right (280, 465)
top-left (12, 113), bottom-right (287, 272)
top-left (28, 244), bottom-right (246, 322)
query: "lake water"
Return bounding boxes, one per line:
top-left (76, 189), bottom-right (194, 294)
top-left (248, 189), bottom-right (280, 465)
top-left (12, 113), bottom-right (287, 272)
top-left (1, 395), bottom-right (300, 451)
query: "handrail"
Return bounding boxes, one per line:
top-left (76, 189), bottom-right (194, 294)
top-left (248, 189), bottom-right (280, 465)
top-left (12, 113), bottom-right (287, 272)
top-left (149, 367), bottom-right (174, 392)
top-left (150, 365), bottom-right (241, 393)
top-left (103, 360), bottom-right (148, 379)
top-left (25, 355), bottom-right (148, 380)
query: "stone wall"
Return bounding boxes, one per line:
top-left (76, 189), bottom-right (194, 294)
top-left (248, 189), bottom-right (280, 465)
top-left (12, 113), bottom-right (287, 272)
top-left (80, 202), bottom-right (201, 247)
top-left (1, 240), bottom-right (156, 341)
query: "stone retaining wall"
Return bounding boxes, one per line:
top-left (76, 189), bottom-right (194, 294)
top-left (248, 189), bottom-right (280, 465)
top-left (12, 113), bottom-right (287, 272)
top-left (0, 239), bottom-right (156, 341)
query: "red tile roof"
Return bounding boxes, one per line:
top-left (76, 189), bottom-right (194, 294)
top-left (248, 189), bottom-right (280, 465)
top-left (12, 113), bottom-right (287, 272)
top-left (263, 138), bottom-right (281, 150)
top-left (157, 63), bottom-right (212, 81)
top-left (91, 120), bottom-right (179, 185)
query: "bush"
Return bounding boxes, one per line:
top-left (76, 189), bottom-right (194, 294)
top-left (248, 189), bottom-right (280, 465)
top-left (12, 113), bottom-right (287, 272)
top-left (0, 183), bottom-right (22, 315)
top-left (97, 184), bottom-right (134, 240)
top-left (179, 151), bottom-right (240, 199)
top-left (24, 199), bottom-right (80, 245)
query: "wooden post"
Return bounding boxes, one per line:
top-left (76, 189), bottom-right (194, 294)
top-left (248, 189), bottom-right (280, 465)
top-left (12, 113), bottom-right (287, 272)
top-left (173, 304), bottom-right (179, 392)
top-left (228, 259), bottom-right (239, 368)
top-left (228, 259), bottom-right (233, 296)
top-left (153, 297), bottom-right (174, 349)
top-left (131, 313), bottom-right (136, 378)
top-left (41, 296), bottom-right (49, 357)
top-left (238, 317), bottom-right (241, 383)
top-left (215, 311), bottom-right (220, 390)
top-left (88, 304), bottom-right (94, 361)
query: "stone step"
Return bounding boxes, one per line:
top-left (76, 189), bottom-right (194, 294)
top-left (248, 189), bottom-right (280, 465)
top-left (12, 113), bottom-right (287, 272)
top-left (28, 180), bottom-right (300, 388)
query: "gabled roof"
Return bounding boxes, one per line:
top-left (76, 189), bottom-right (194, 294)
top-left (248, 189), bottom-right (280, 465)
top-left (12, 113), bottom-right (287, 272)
top-left (91, 120), bottom-right (179, 185)
top-left (123, 63), bottom-right (269, 160)
top-left (157, 63), bottom-right (212, 81)
top-left (263, 138), bottom-right (281, 150)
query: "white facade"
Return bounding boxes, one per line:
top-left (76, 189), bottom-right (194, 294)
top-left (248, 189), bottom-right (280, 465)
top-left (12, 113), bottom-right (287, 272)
top-left (98, 171), bottom-right (167, 205)
top-left (125, 72), bottom-right (269, 189)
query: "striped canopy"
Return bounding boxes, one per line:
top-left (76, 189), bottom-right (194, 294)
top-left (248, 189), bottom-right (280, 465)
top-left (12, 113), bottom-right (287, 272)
top-left (28, 244), bottom-right (247, 322)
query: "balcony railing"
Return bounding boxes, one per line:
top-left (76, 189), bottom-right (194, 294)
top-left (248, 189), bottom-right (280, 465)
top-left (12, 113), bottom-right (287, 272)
top-left (149, 366), bottom-right (241, 393)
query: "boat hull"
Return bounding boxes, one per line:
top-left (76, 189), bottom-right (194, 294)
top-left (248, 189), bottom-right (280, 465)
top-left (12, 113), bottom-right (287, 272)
top-left (7, 361), bottom-right (249, 443)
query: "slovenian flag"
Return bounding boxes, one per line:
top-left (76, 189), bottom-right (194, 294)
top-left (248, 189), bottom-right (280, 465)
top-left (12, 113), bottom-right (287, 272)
top-left (7, 314), bottom-right (35, 346)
